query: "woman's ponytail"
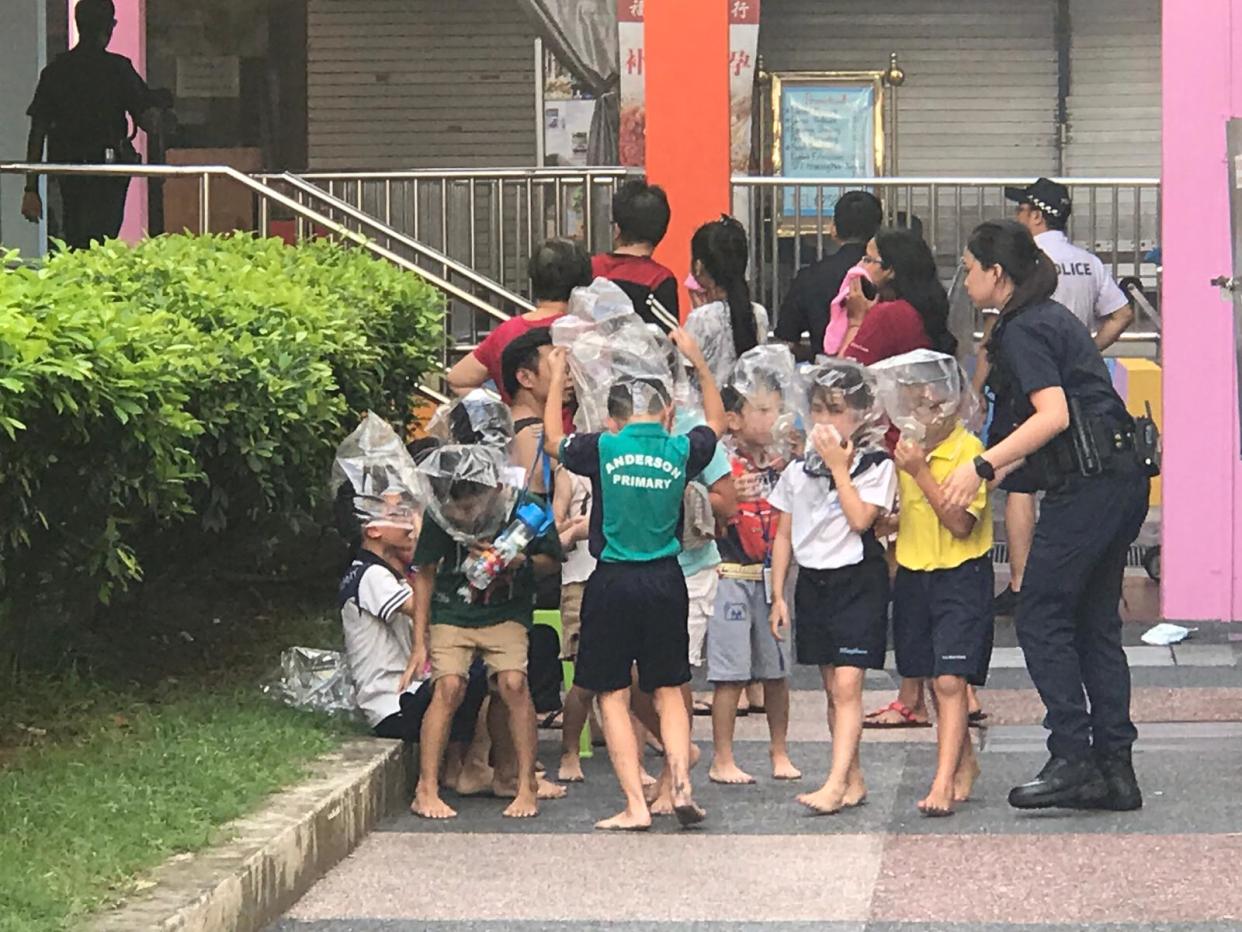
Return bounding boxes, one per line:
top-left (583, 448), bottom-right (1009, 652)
top-left (691, 216), bottom-right (757, 357)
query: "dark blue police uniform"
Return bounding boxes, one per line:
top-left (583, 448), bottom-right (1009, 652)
top-left (987, 297), bottom-right (1151, 811)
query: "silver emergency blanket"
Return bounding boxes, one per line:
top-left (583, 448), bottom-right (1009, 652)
top-left (553, 278), bottom-right (674, 431)
top-left (870, 348), bottom-right (981, 443)
top-left (261, 647), bottom-right (360, 717)
top-left (331, 412), bottom-right (426, 529)
top-left (801, 358), bottom-right (887, 475)
top-left (424, 388), bottom-right (515, 448)
top-left (725, 343), bottom-right (802, 461)
top-left (417, 443), bottom-right (519, 544)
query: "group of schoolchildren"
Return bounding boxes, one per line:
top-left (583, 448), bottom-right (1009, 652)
top-left (336, 179), bottom-right (998, 831)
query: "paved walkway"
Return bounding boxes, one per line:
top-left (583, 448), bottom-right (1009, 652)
top-left (271, 626), bottom-right (1242, 931)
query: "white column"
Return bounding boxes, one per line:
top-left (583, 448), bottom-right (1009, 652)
top-left (0, 0), bottom-right (47, 257)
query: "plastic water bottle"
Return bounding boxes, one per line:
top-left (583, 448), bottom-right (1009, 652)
top-left (463, 501), bottom-right (551, 591)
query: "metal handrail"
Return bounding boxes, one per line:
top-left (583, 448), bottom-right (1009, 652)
top-left (274, 172), bottom-right (530, 319)
top-left (0, 162), bottom-right (466, 403)
top-left (1, 162), bottom-right (512, 323)
top-left (733, 175), bottom-right (1160, 186)
top-left (293, 167), bottom-right (637, 181)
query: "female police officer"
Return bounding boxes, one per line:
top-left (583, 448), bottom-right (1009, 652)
top-left (941, 219), bottom-right (1151, 812)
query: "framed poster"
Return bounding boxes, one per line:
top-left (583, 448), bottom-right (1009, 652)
top-left (770, 72), bottom-right (885, 226)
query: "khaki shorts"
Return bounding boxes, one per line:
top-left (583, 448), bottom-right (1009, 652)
top-left (429, 621), bottom-right (528, 683)
top-left (559, 581), bottom-right (587, 660)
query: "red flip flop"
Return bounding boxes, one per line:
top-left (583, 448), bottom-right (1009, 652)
top-left (863, 700), bottom-right (932, 729)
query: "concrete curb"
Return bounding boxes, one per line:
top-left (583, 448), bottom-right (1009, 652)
top-left (88, 737), bottom-right (412, 932)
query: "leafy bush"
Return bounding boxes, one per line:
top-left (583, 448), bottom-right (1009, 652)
top-left (0, 235), bottom-right (444, 622)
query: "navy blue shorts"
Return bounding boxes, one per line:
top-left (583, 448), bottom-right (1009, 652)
top-left (793, 558), bottom-right (889, 670)
top-left (574, 557), bottom-right (691, 694)
top-left (892, 556), bottom-right (995, 686)
top-left (1000, 466), bottom-right (1041, 495)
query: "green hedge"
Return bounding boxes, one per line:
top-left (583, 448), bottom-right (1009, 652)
top-left (0, 235), bottom-right (444, 615)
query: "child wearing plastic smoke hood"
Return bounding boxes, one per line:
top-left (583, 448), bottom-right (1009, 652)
top-left (707, 344), bottom-right (801, 785)
top-left (872, 349), bottom-right (993, 816)
top-left (544, 328), bottom-right (727, 831)
top-left (401, 429), bottom-right (564, 822)
top-left (768, 360), bottom-right (897, 814)
top-left (334, 415), bottom-right (490, 787)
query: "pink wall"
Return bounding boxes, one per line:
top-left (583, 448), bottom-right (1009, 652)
top-left (69, 0), bottom-right (147, 242)
top-left (1162, 0), bottom-right (1241, 620)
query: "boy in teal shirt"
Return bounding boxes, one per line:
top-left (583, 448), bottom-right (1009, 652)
top-left (543, 330), bottom-right (726, 830)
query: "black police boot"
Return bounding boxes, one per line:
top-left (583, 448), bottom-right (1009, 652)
top-left (1095, 747), bottom-right (1143, 811)
top-left (1008, 756), bottom-right (1109, 810)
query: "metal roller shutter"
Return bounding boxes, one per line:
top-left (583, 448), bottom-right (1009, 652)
top-left (307, 0), bottom-right (538, 170)
top-left (1064, 0), bottom-right (1161, 176)
top-left (757, 0), bottom-right (1059, 177)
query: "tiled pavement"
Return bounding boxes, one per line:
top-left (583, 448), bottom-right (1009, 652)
top-left (270, 631), bottom-right (1242, 932)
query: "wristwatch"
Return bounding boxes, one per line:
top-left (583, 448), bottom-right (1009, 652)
top-left (973, 455), bottom-right (995, 481)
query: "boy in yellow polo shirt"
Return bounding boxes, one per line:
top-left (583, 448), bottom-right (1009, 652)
top-left (873, 350), bottom-right (994, 818)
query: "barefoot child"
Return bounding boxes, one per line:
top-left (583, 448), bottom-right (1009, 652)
top-left (873, 349), bottom-right (993, 816)
top-left (334, 417), bottom-right (489, 783)
top-left (768, 361), bottom-right (896, 814)
top-left (544, 330), bottom-right (727, 830)
top-left (708, 349), bottom-right (800, 785)
top-left (401, 445), bottom-right (563, 820)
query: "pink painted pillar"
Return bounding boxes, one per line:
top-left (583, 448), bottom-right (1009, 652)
top-left (1161, 0), bottom-right (1242, 621)
top-left (70, 0), bottom-right (147, 242)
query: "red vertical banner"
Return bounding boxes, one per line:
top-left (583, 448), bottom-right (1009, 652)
top-left (645, 0), bottom-right (731, 318)
top-left (619, 1), bottom-right (761, 173)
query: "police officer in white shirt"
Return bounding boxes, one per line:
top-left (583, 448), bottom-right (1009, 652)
top-left (977, 178), bottom-right (1135, 616)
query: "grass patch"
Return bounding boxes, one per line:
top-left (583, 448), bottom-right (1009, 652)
top-left (0, 576), bottom-right (365, 932)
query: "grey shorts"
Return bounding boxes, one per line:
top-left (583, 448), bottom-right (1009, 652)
top-left (706, 574), bottom-right (792, 683)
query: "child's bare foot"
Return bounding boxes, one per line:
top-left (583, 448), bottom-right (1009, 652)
top-left (671, 778), bottom-right (705, 827)
top-left (689, 743), bottom-right (702, 769)
top-left (709, 760), bottom-right (756, 784)
top-left (537, 776), bottom-right (567, 799)
top-left (641, 768), bottom-right (658, 788)
top-left (954, 756), bottom-right (981, 802)
top-left (595, 808), bottom-right (652, 831)
top-left (771, 752), bottom-right (802, 781)
top-left (558, 752), bottom-right (585, 783)
top-left (493, 775), bottom-right (566, 799)
top-left (649, 789), bottom-right (674, 816)
top-left (797, 781), bottom-right (848, 815)
top-left (412, 789), bottom-right (457, 820)
top-left (503, 789), bottom-right (540, 818)
top-left (917, 781), bottom-right (956, 817)
top-left (451, 761), bottom-right (494, 796)
top-left (843, 777), bottom-right (868, 808)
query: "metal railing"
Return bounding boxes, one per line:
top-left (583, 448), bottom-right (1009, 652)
top-left (262, 172), bottom-right (533, 352)
top-left (5, 163), bottom-right (1162, 360)
top-left (0, 161), bottom-right (482, 402)
top-left (285, 168), bottom-right (1160, 346)
top-left (292, 168), bottom-right (637, 300)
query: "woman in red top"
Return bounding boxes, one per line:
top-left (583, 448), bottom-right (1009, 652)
top-left (838, 228), bottom-right (957, 366)
top-left (836, 230), bottom-right (985, 731)
top-left (447, 238), bottom-right (593, 400)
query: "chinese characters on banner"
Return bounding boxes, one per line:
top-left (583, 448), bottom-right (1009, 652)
top-left (617, 0), bottom-right (646, 166)
top-left (617, 0), bottom-right (761, 170)
top-left (728, 0), bottom-right (760, 173)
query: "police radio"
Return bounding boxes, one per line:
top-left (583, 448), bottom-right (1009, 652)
top-left (1134, 402), bottom-right (1161, 478)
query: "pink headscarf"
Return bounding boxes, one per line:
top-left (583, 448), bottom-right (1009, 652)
top-left (823, 264), bottom-right (874, 355)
